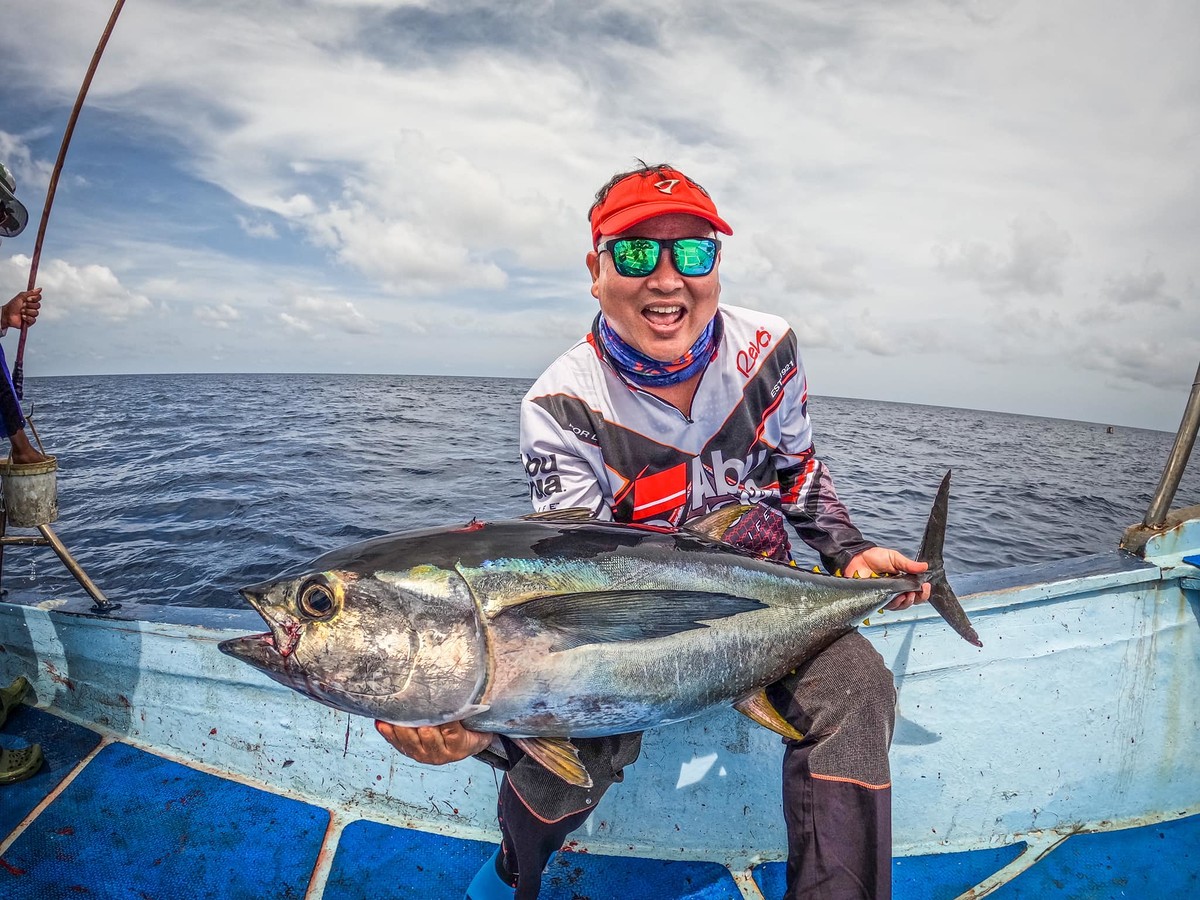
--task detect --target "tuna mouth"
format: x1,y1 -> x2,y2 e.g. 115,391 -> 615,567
218,633 -> 283,668
273,619 -> 304,657
246,626 -> 301,657
642,304 -> 685,327
217,623 -> 301,665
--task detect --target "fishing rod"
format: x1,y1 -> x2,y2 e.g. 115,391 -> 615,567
12,0 -> 128,400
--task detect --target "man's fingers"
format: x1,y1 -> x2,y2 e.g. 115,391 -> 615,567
374,721 -> 492,764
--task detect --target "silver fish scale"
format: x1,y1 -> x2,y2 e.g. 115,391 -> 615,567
461,555 -> 904,737
459,551 -> 905,619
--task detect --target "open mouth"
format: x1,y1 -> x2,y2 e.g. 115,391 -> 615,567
273,620 -> 304,657
642,304 -> 685,328
234,619 -> 303,658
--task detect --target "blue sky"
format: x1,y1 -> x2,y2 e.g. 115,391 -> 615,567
1,0 -> 1197,430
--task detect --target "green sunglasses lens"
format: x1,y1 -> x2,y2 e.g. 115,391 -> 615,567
672,239 -> 717,276
612,238 -> 661,276
608,238 -> 719,277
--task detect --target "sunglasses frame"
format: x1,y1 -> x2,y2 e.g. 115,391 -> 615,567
600,237 -> 722,278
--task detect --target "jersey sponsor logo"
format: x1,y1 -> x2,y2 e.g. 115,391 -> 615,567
769,358 -> 796,400
632,462 -> 687,521
628,448 -> 774,523
691,448 -> 774,512
524,453 -> 564,502
736,328 -> 773,378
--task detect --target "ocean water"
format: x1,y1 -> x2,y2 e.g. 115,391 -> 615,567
4,372 -> 1196,609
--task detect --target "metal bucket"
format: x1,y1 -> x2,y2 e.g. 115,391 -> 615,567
0,456 -> 59,527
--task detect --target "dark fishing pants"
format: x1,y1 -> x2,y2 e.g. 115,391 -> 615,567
767,631 -> 897,899
488,732 -> 643,899
0,345 -> 24,438
490,631 -> 897,900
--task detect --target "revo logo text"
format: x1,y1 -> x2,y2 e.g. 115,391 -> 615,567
736,328 -> 772,377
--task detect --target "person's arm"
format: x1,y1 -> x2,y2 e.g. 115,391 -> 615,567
519,396 -> 612,517
774,350 -> 929,606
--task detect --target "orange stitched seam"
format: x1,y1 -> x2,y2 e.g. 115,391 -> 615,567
811,772 -> 891,791
506,778 -> 594,825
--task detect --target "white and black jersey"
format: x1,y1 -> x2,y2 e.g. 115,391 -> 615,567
520,303 -> 875,572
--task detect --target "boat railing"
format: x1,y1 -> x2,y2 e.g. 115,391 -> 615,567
1143,360 -> 1200,528
1122,359 -> 1200,557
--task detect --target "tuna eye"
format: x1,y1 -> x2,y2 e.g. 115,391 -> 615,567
298,582 -> 336,619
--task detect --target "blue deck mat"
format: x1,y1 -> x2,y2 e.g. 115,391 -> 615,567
754,811 -> 1200,898
0,704 -> 103,838
753,842 -> 1024,900
0,739 -> 330,899
989,812 -> 1200,898
326,818 -> 744,899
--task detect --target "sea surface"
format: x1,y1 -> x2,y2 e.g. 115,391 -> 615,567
5,373 -> 1197,610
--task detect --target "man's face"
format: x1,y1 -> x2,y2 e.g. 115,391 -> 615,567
587,213 -> 721,362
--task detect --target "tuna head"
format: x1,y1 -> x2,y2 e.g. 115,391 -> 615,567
218,564 -> 490,726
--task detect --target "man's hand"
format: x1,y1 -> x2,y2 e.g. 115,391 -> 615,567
375,720 -> 495,764
3,288 -> 41,331
844,547 -> 931,610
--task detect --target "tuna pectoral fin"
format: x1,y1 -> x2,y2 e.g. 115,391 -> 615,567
512,736 -> 593,789
734,689 -> 804,741
509,591 -> 766,652
919,471 -> 983,648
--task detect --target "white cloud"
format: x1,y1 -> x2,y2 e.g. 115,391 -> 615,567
934,212 -> 1074,298
279,312 -> 314,334
282,293 -> 374,335
235,215 -> 279,240
194,303 -> 241,329
0,0 -> 1197,427
0,254 -> 152,321
1102,258 -> 1179,309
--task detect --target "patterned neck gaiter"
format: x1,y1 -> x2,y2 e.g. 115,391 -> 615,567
595,313 -> 720,387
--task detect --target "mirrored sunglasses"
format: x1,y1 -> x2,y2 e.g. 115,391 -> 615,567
601,237 -> 721,278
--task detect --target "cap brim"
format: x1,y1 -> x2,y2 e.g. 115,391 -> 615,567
595,200 -> 733,244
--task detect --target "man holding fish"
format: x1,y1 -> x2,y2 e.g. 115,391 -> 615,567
377,163 -> 934,900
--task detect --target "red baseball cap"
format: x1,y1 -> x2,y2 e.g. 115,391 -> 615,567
589,167 -> 733,247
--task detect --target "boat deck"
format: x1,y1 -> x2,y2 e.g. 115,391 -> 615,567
3,701 -> 1197,899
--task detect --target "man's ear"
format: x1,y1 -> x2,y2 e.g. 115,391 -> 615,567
586,250 -> 602,300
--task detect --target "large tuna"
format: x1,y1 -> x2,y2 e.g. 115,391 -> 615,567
220,472 -> 979,786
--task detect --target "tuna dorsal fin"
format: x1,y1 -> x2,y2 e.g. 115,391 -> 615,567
733,689 -> 804,741
681,504 -> 759,542
512,736 -> 593,788
508,590 -> 766,652
519,507 -> 596,522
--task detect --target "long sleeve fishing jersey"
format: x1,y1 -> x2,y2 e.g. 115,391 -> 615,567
519,303 -> 875,572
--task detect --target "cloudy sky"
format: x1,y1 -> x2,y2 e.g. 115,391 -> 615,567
1,0 -> 1196,430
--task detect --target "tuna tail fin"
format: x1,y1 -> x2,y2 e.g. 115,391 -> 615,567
918,471 -> 982,648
